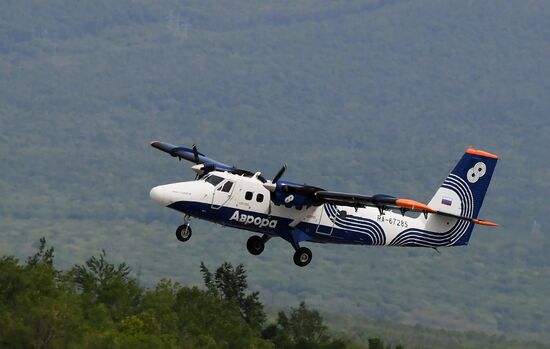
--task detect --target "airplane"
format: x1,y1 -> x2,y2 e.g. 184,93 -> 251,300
149,141 -> 499,267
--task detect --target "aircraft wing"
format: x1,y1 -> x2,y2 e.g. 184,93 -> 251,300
315,190 -> 437,212
308,188 -> 498,227
150,141 -> 234,170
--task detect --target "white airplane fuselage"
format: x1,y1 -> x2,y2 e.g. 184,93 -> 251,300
150,171 -> 460,247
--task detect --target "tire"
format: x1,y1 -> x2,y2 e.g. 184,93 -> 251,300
176,224 -> 192,242
246,236 -> 265,255
293,247 -> 312,267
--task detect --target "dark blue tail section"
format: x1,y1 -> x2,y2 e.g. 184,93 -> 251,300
449,148 -> 498,219
427,148 -> 498,246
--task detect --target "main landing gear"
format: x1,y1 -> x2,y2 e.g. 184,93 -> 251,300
246,235 -> 265,255
246,234 -> 313,267
293,247 -> 312,267
175,215 -> 192,242
247,235 -> 271,256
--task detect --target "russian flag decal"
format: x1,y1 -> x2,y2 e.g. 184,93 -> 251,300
441,197 -> 453,206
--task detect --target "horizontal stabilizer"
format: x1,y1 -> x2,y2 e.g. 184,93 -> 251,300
472,219 -> 499,227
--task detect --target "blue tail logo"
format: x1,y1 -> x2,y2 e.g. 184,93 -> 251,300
422,148 -> 498,246
447,148 -> 498,219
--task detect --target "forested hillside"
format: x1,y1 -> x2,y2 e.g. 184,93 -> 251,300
1,0 -> 549,345
1,240 -> 544,349
0,239 -> 359,348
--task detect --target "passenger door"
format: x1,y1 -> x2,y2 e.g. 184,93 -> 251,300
211,180 -> 234,209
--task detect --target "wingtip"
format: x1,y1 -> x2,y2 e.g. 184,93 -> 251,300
150,140 -> 158,146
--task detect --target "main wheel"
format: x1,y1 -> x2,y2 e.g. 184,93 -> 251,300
175,224 -> 192,242
293,247 -> 312,267
246,236 -> 265,255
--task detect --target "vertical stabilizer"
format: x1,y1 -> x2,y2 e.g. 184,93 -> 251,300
427,148 -> 498,245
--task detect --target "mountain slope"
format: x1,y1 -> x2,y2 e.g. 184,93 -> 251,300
1,0 -> 549,343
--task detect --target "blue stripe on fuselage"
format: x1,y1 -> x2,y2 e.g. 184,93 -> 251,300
166,201 -> 378,245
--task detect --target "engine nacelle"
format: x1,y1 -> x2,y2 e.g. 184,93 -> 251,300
269,181 -> 320,207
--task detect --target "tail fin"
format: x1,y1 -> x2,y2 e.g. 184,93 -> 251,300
427,148 -> 498,245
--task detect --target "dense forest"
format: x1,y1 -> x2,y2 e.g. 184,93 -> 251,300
1,239 -> 543,349
0,238 -> 393,349
0,0 -> 549,347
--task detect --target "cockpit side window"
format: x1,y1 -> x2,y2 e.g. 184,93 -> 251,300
205,175 -> 224,187
221,181 -> 234,193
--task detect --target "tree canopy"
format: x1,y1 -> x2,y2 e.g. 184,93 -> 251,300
1,238 -> 545,349
0,239 -> 368,349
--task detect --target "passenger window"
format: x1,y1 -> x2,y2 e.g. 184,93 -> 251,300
256,193 -> 264,202
221,181 -> 233,193
245,191 -> 253,200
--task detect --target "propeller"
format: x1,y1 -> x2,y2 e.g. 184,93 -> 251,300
192,144 -> 200,164
191,144 -> 207,179
272,164 -> 287,183
263,164 -> 287,192
262,164 -> 287,214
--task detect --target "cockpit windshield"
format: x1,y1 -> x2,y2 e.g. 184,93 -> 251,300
204,174 -> 224,187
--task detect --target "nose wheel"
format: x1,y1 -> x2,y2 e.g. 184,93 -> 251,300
175,223 -> 192,242
293,247 -> 312,267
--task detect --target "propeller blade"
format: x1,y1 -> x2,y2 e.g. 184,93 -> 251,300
272,164 -> 287,183
192,144 -> 200,164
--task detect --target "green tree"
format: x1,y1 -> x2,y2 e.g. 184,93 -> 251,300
0,240 -> 83,349
368,338 -> 384,349
264,302 -> 346,349
70,250 -> 142,322
26,237 -> 54,268
365,338 -> 404,349
200,261 -> 266,331
173,286 -> 272,349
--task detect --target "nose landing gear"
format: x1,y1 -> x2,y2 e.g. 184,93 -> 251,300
175,224 -> 192,242
176,215 -> 192,242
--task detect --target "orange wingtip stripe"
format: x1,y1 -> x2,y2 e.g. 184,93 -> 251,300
466,147 -> 499,159
150,141 -> 159,145
395,199 -> 436,213
472,219 -> 499,227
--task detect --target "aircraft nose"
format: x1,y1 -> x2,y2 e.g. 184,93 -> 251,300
150,185 -> 172,206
